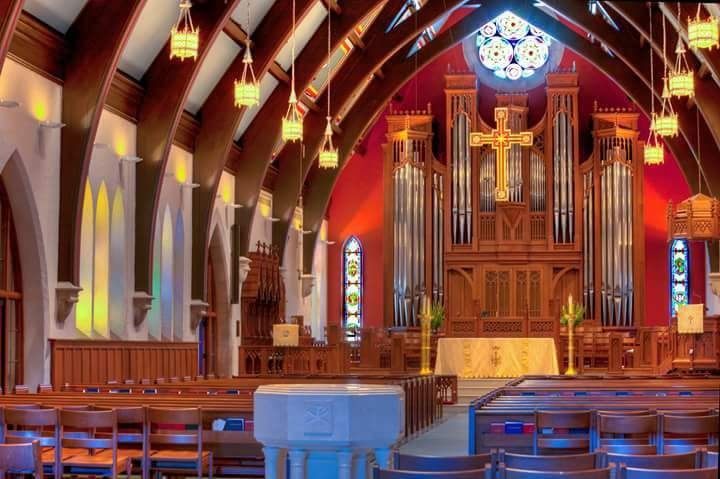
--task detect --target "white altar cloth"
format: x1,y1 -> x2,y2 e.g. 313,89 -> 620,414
434,337 -> 559,378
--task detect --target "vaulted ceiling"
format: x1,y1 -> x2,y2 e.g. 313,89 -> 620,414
0,0 -> 718,300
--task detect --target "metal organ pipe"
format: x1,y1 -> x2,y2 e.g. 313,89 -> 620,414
553,94 -> 575,244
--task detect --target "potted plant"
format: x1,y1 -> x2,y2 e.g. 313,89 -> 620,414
430,302 -> 445,334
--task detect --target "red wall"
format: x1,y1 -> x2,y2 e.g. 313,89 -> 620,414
326,44 -> 704,329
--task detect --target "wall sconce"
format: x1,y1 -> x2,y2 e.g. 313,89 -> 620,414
0,99 -> 20,109
265,216 -> 281,223
301,230 -> 313,235
93,142 -> 110,150
120,155 -> 143,163
180,182 -> 200,189
39,120 -> 65,129
323,240 -> 336,245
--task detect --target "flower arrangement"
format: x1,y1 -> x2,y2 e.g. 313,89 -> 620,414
430,302 -> 445,332
560,303 -> 586,328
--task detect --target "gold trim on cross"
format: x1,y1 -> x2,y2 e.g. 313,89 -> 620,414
470,108 -> 533,202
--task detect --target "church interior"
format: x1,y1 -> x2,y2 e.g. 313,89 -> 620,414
0,0 -> 718,478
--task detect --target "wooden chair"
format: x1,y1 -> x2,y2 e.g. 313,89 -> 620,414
602,450 -> 700,470
393,452 -> 493,472
703,450 -> 718,467
58,408 -> 130,478
596,414 -> 658,453
3,407 -> 61,479
497,466 -> 612,478
147,407 -> 212,479
500,452 -> 599,471
661,414 -> 719,453
619,466 -> 719,478
374,468 -> 491,478
534,410 -> 592,454
0,441 -> 43,478
36,385 -> 53,394
98,406 -> 146,479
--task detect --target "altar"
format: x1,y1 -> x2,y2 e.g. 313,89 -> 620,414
434,338 -> 559,378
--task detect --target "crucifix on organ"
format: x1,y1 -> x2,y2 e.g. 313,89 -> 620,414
383,68 -> 646,339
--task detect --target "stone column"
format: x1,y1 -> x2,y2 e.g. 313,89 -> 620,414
231,256 -> 251,376
263,446 -> 281,479
288,449 -> 307,479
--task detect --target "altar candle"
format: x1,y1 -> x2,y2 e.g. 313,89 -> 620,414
568,294 -> 574,315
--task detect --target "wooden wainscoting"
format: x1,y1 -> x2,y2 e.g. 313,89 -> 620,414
50,339 -> 198,386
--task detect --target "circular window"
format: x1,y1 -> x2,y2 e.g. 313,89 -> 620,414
463,11 -> 563,91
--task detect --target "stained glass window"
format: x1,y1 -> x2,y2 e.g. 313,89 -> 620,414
670,239 -> 690,317
343,236 -> 363,334
476,11 -> 551,80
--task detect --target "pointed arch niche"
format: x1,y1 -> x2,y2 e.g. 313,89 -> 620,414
173,211 -> 185,340
160,207 -> 174,340
93,182 -> 110,337
77,182 -> 94,336
109,189 -> 126,337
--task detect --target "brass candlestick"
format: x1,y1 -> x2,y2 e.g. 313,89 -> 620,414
565,294 -> 577,376
420,296 -> 432,375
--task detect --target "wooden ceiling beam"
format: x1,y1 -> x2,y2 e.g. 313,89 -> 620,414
268,61 -> 291,84
224,17 -> 249,45
323,0 -> 342,15
348,30 -> 365,49
56,0 -> 147,288
271,0 -> 465,260
544,0 -> 720,193
0,0 -> 24,75
224,0 -> 382,268
188,0 -> 318,302
299,0 -> 708,274
131,0 -> 241,295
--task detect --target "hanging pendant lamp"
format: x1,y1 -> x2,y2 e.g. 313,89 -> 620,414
234,1 -> 260,108
319,7 -> 338,169
170,1 -> 199,61
668,3 -> 694,98
282,0 -> 303,142
645,4 -> 664,166
688,3 -> 719,50
654,14 -> 678,138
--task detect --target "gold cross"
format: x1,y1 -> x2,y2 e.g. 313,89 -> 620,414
470,107 -> 533,202
490,345 -> 502,368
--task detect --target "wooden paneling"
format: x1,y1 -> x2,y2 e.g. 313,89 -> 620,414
0,0 -> 24,75
7,11 -> 66,83
49,339 -> 198,386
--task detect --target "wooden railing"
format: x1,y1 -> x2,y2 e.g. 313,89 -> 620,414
238,345 -> 346,375
49,339 -> 198,386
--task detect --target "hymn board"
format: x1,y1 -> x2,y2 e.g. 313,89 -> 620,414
384,70 -> 646,337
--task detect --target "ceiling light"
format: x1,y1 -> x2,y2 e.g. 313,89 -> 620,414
688,5 -> 719,50
170,1 -> 199,61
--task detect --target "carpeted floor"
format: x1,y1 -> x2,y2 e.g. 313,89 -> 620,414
399,412 -> 469,456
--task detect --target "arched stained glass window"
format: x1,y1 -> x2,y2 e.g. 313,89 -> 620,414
670,239 -> 690,317
343,236 -> 363,332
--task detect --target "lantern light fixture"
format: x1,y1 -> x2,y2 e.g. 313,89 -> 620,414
318,2 -> 338,169
654,13 -> 679,138
233,1 -> 260,108
688,4 -> 719,50
170,1 -> 199,61
668,3 -> 694,98
282,0 -> 303,142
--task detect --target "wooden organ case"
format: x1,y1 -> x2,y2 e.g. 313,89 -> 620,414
442,70 -> 587,338
383,104 -> 446,328
240,242 -> 286,345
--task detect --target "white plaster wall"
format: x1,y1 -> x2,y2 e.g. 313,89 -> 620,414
282,207 -> 303,322
249,189 -> 273,247
0,59 -> 62,385
311,219 -> 329,341
706,251 -> 720,316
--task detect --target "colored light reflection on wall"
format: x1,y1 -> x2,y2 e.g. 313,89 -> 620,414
221,183 -> 232,203
109,190 -> 126,337
32,100 -> 47,122
161,208 -> 174,340
114,136 -> 128,157
93,182 -> 110,337
175,160 -> 188,184
77,182 -> 94,336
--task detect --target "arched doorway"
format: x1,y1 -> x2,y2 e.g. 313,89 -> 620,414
0,179 -> 22,391
199,252 -> 218,376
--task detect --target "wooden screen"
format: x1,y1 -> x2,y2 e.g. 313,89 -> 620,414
50,339 -> 198,386
0,179 -> 22,392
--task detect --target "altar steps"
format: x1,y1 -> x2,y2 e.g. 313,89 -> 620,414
444,378 -> 511,415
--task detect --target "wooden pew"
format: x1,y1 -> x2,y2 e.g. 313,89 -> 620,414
469,376 -> 720,455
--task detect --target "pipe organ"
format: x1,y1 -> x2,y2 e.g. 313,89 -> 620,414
582,105 -> 645,327
383,104 -> 444,327
382,70 -> 646,335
